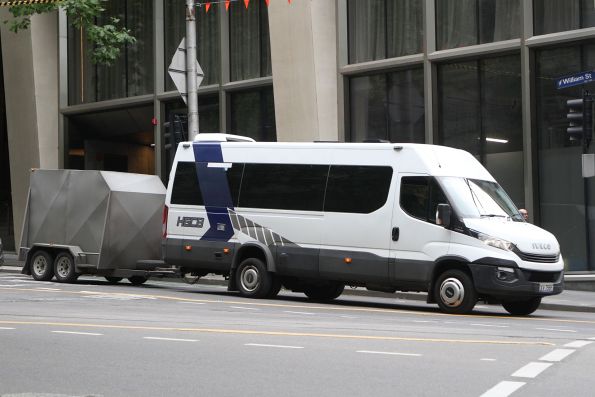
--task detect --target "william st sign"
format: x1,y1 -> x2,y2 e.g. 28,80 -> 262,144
557,71 -> 595,90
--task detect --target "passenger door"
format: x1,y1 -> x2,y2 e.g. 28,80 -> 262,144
389,174 -> 451,289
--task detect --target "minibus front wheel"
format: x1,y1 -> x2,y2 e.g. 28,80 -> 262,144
434,269 -> 477,314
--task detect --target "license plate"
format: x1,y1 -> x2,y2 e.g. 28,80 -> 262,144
539,283 -> 554,293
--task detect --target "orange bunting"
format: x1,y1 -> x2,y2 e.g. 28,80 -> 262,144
244,0 -> 249,8
225,0 -> 230,10
205,2 -> 211,12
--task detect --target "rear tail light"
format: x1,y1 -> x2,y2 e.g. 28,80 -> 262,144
162,205 -> 168,238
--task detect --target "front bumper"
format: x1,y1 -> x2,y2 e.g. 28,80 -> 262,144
469,263 -> 564,299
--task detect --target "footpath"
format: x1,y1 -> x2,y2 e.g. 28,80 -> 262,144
2,252 -> 595,313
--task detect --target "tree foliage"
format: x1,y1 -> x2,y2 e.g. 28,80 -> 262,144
5,0 -> 135,66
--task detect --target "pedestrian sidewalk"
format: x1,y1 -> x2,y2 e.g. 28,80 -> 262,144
2,253 -> 595,313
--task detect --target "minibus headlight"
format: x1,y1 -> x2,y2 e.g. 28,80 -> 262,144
476,232 -> 515,251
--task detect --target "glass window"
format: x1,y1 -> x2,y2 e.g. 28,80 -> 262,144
350,68 -> 425,143
348,0 -> 423,64
226,163 -> 244,207
325,166 -> 393,213
437,55 -> 523,208
164,0 -> 220,90
67,0 -> 154,104
239,164 -> 328,211
230,87 -> 276,141
229,0 -> 271,81
171,162 -> 204,205
436,0 -> 520,50
535,43 -> 595,272
400,177 -> 448,223
534,0 -> 595,35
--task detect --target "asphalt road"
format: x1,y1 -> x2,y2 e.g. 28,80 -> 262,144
0,271 -> 594,397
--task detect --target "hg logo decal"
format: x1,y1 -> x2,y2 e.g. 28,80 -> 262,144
177,217 -> 204,228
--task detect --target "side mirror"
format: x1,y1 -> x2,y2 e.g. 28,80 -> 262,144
436,203 -> 452,228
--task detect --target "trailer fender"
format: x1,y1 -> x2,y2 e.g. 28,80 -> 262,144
22,244 -> 88,275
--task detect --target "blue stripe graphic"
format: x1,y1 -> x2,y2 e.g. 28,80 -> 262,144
193,142 -> 234,241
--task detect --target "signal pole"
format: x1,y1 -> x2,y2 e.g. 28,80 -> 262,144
186,0 -> 199,140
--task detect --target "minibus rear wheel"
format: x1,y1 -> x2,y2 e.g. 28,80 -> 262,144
434,269 -> 477,314
304,282 -> 345,302
502,297 -> 541,316
236,258 -> 273,298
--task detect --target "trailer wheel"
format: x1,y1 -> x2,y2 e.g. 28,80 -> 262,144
434,269 -> 477,314
30,250 -> 54,281
128,276 -> 148,286
53,252 -> 78,283
502,297 -> 542,316
304,282 -> 345,302
105,277 -> 123,284
236,258 -> 273,298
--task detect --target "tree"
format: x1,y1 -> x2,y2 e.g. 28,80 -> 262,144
5,0 -> 135,66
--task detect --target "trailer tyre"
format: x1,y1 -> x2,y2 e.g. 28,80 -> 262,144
30,250 -> 54,281
105,277 -> 123,284
434,269 -> 477,314
304,282 -> 345,301
236,258 -> 273,298
53,252 -> 78,283
128,276 -> 148,286
502,297 -> 542,316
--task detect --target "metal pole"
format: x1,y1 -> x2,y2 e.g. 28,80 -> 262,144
185,0 -> 199,140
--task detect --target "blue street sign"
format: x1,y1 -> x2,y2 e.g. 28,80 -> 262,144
556,71 -> 595,90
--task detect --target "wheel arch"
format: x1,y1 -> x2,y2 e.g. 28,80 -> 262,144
228,242 -> 276,291
427,256 -> 473,303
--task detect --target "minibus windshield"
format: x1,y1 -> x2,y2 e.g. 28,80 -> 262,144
438,177 -> 524,222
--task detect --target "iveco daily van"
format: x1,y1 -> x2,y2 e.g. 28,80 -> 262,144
162,134 -> 564,315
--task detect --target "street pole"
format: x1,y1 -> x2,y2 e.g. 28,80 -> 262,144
185,0 -> 199,140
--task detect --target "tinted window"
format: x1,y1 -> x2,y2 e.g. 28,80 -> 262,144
226,163 -> 244,207
239,164 -> 328,211
325,166 -> 393,213
400,176 -> 448,223
171,162 -> 203,205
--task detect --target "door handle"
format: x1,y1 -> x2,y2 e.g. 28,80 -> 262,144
392,227 -> 399,241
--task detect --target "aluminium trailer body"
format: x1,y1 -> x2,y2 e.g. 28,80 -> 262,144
19,169 -> 170,284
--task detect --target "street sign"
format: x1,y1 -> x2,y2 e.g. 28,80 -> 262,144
556,71 -> 595,90
168,38 -> 204,105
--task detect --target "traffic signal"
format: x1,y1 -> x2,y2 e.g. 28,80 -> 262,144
567,93 -> 594,146
163,114 -> 187,167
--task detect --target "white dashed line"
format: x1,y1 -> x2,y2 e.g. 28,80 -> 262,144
564,340 -> 593,348
535,327 -> 576,333
179,301 -> 206,305
0,327 -> 15,330
481,358 -> 497,361
412,320 -> 438,323
511,362 -> 552,378
230,306 -> 260,311
589,337 -> 595,340
52,331 -> 103,336
471,323 -> 509,328
35,287 -> 62,291
143,337 -> 198,342
357,350 -> 421,357
245,343 -> 303,349
480,381 -> 525,397
283,311 -> 315,315
539,349 -> 575,362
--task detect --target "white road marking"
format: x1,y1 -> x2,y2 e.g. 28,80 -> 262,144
480,381 -> 525,397
564,340 -> 593,348
0,327 -> 16,330
230,306 -> 260,311
539,349 -> 575,362
357,350 -> 421,357
143,337 -> 198,342
590,337 -> 595,340
283,311 -> 315,315
51,331 -> 103,336
340,315 -> 358,319
35,287 -> 62,291
471,323 -> 509,328
245,343 -> 303,349
0,284 -> 29,287
481,358 -> 497,361
511,362 -> 552,378
179,302 -> 206,305
412,320 -> 438,323
535,328 -> 576,333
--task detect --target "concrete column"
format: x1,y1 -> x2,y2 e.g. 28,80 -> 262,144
267,1 -> 338,142
1,10 -> 59,246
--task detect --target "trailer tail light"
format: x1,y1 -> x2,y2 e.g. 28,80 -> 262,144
162,205 -> 168,238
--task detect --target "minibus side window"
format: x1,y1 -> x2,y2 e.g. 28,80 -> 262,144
324,166 -> 393,214
239,164 -> 328,211
171,162 -> 204,205
400,176 -> 448,223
